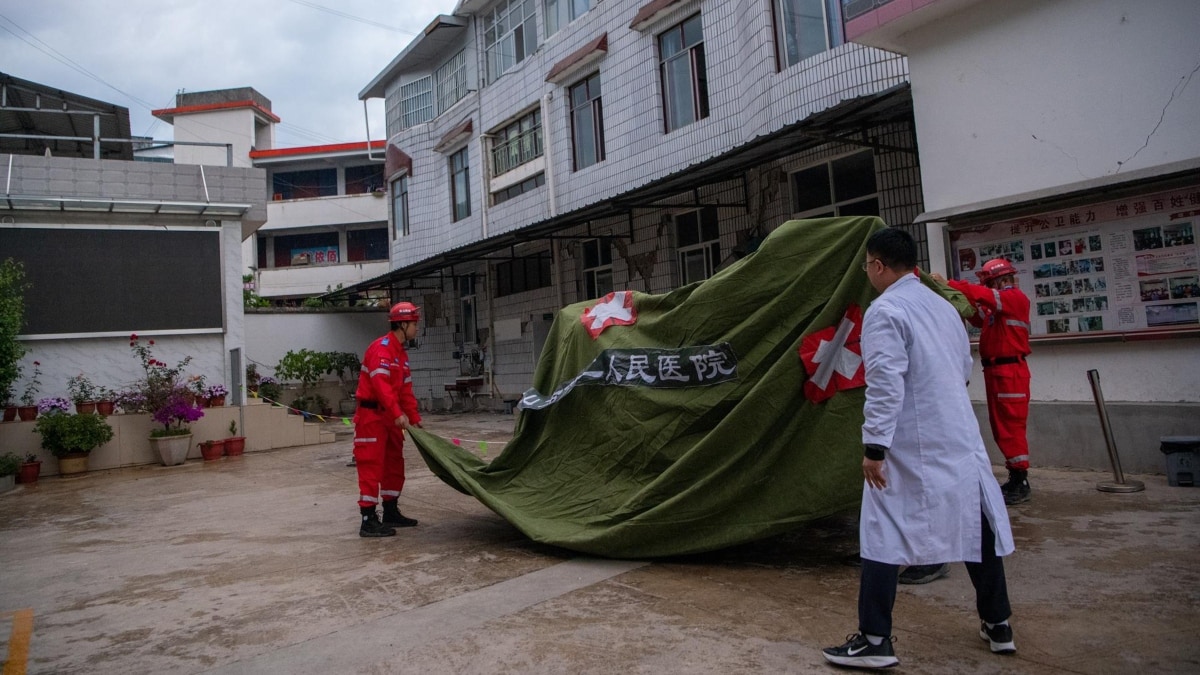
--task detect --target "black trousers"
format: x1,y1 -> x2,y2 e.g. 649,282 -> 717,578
859,513 -> 1012,637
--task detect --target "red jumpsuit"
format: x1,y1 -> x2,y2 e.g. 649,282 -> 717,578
947,279 -> 1032,471
353,333 -> 422,509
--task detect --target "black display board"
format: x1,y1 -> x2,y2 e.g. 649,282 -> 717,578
1,226 -> 224,335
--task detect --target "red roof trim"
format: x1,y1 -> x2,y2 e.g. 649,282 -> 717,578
249,140 -> 386,159
546,33 -> 608,83
629,0 -> 686,30
436,118 -> 474,152
152,100 -> 282,123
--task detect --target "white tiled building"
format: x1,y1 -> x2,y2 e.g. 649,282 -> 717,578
344,0 -> 921,409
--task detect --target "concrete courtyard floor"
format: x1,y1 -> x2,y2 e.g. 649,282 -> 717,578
2,411 -> 1198,674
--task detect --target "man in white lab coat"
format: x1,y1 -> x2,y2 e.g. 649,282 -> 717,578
823,228 -> 1017,669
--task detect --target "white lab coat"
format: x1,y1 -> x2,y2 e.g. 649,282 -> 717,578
859,274 -> 1014,565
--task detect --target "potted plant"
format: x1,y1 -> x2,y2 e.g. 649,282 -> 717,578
0,258 -> 28,424
0,451 -> 19,493
17,452 -> 41,485
198,437 -> 226,461
257,376 -> 282,403
95,387 -> 116,416
128,334 -> 204,466
67,373 -> 99,414
203,383 -> 228,408
225,420 -> 246,456
33,410 -> 114,475
245,363 -> 261,395
187,374 -> 207,406
16,360 -> 41,421
325,351 -> 362,415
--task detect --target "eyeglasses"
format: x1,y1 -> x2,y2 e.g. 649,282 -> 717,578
861,258 -> 880,271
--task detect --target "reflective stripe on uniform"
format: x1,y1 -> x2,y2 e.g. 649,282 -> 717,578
1007,454 -> 1029,464
370,367 -> 390,377
354,437 -> 378,443
360,494 -> 380,503
380,489 -> 400,498
991,288 -> 1002,311
997,393 -> 1027,399
1006,319 -> 1031,330
404,376 -> 412,383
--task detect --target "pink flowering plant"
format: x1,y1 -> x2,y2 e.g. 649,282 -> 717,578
127,334 -> 204,437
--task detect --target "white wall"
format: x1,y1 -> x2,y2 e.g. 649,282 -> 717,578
260,193 -> 388,231
243,311 -> 385,381
906,0 -> 1200,211
173,108 -> 257,168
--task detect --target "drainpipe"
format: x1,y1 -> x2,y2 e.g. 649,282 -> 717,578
362,100 -> 384,162
478,133 -> 492,239
541,92 -> 558,218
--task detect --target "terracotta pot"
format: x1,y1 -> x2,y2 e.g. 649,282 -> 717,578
17,405 -> 37,421
225,436 -> 246,456
75,401 -> 98,414
17,460 -> 41,484
57,452 -> 89,475
96,400 -> 115,416
208,395 -> 226,408
3,406 -> 15,422
199,439 -> 226,461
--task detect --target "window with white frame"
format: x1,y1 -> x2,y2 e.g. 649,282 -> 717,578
544,0 -> 591,37
658,14 -> 709,133
436,50 -> 468,114
484,0 -> 539,84
774,0 -> 844,69
392,175 -> 409,238
490,109 -> 543,176
401,77 -> 434,128
790,150 -> 878,218
450,147 -> 472,221
676,207 -> 720,285
581,238 -> 613,299
569,72 -> 605,170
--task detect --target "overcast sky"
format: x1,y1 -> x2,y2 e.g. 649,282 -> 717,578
1,0 -> 460,147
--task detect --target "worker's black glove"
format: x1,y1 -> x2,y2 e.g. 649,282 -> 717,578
863,443 -> 887,461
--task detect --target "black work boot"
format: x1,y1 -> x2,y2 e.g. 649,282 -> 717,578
382,500 -> 418,528
359,507 -> 396,537
1001,469 -> 1031,505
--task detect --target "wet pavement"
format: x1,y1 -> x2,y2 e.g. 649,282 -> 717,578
1,411 -> 1198,674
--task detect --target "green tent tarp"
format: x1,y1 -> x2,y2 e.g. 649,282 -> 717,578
410,217 -> 970,558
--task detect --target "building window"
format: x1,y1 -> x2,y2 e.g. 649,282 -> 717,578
495,253 -> 553,297
790,150 -> 878,218
345,164 -> 384,195
392,175 -> 409,237
459,275 -> 477,344
272,232 -> 340,268
450,146 -> 472,221
774,0 -> 844,69
493,173 -> 545,205
490,109 -> 543,176
436,50 -> 468,114
544,0 -> 591,37
347,228 -> 389,262
401,77 -> 434,128
676,207 -> 719,284
658,14 -> 709,133
581,238 -> 613,299
272,168 -> 336,200
569,72 -> 605,170
484,0 -> 538,84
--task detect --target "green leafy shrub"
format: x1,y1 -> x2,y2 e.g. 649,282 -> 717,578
33,412 -> 115,457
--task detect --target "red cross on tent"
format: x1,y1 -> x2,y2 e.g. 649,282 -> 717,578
798,304 -> 866,403
581,291 -> 637,339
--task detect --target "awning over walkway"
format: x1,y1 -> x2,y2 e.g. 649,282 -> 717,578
324,84 -> 913,302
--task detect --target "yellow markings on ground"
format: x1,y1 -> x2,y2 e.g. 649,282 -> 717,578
1,609 -> 33,675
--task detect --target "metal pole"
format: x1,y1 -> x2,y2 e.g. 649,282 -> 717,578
1087,369 -> 1145,493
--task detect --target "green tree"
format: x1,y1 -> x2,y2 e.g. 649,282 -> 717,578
0,258 -> 29,406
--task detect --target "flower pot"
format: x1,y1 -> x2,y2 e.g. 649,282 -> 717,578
75,401 -> 98,414
3,406 -> 15,422
150,434 -> 192,466
17,460 -> 41,484
207,395 -> 226,408
17,405 -> 37,421
199,439 -> 226,461
225,436 -> 246,456
57,452 -> 90,475
96,400 -> 115,416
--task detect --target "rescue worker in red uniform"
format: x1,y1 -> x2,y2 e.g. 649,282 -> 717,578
935,258 -> 1033,505
353,302 -> 423,537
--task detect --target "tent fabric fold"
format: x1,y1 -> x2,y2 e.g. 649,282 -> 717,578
410,217 -> 973,558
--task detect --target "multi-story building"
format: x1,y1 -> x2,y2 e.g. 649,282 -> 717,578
846,0 -> 1199,470
340,0 -> 921,409
150,90 -> 392,305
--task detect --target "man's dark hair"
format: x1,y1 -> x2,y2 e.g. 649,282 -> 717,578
866,227 -> 918,271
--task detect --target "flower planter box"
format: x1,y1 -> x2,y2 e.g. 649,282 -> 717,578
17,460 -> 41,484
17,406 -> 37,422
199,439 -> 226,461
150,434 -> 192,466
225,436 -> 246,456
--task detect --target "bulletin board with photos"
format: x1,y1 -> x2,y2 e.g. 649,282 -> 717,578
947,184 -> 1200,338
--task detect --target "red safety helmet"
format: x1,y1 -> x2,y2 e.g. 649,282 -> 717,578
977,258 -> 1017,285
388,301 -> 421,322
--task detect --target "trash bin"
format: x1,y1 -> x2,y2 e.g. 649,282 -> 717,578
1160,436 -> 1200,487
